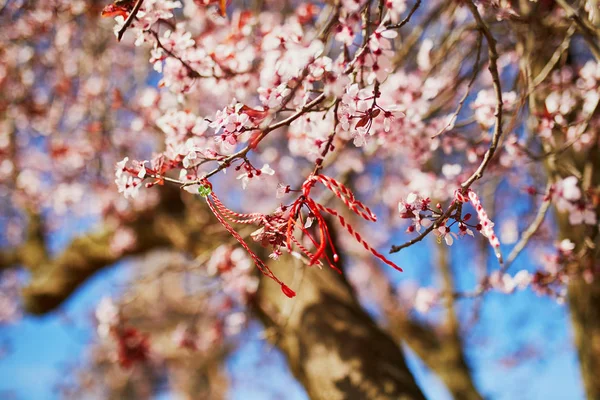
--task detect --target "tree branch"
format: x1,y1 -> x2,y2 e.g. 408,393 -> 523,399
254,258 -> 426,400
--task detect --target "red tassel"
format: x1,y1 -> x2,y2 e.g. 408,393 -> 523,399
281,284 -> 296,298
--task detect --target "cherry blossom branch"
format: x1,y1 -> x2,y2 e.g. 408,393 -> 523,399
117,0 -> 144,42
390,206 -> 455,253
442,183 -> 553,301
183,93 -> 327,184
312,100 -> 340,176
150,25 -> 254,81
146,172 -> 188,186
344,2 -> 395,75
460,0 -> 504,188
149,30 -> 210,79
385,0 -> 421,30
391,1 -> 505,254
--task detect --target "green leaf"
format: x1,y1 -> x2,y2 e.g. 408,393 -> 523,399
198,185 -> 212,197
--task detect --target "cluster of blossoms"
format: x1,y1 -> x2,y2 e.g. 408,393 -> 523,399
94,244 -> 255,366
553,176 -> 597,226
103,0 -> 183,39
114,157 -> 147,199
471,89 -> 517,129
487,269 -> 531,294
531,239 -> 590,302
338,83 -> 401,146
156,109 -> 212,162
397,189 -> 499,257
96,297 -> 151,368
358,27 -> 398,84
98,0 -> 600,313
206,245 -> 259,300
288,111 -> 336,161
210,103 -> 266,152
410,269 -> 534,314
410,266 -> 556,315
537,61 -> 600,152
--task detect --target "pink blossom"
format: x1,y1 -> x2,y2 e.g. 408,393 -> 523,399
110,226 -> 137,255
414,287 -> 438,313
472,89 -> 517,128
556,176 -> 582,202
115,157 -> 145,199
559,239 -> 576,254
236,163 -> 275,190
569,205 -> 597,225
435,225 -> 458,246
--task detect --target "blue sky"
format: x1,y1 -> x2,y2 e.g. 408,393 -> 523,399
0,159 -> 585,399
0,230 -> 585,399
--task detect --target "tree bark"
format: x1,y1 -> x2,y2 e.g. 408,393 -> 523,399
254,259 -> 426,400
568,277 -> 600,398
513,8 -> 600,398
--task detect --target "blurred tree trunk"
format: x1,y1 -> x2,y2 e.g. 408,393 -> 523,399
568,269 -> 600,399
562,142 -> 600,399
514,6 -> 600,397
5,190 -> 430,399
254,259 -> 426,400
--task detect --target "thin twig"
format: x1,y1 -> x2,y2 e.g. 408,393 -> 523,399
555,0 -> 600,60
117,0 -> 144,42
432,31 -> 483,138
460,1 -> 504,189
501,183 -> 553,273
532,24 -> 576,87
385,0 -> 421,30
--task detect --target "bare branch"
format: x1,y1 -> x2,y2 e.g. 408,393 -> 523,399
385,0 -> 422,30
555,0 -> 600,60
502,183 -> 553,272
117,0 -> 145,42
432,31 -> 483,138
461,0 -> 504,189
